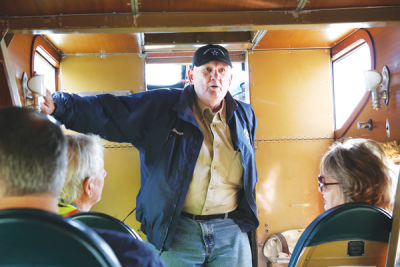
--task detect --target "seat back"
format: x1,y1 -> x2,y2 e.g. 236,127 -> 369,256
69,211 -> 142,240
288,202 -> 392,267
0,208 -> 121,267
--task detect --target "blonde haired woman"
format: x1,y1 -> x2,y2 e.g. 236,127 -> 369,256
319,138 -> 395,213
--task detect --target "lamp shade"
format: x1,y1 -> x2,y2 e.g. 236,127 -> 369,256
27,75 -> 46,96
363,70 -> 382,91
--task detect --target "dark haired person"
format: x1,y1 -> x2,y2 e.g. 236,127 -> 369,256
41,44 -> 258,266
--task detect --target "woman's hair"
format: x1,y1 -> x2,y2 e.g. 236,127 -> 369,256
59,134 -> 104,203
320,138 -> 395,211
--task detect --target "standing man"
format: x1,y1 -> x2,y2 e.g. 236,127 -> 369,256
42,44 -> 259,266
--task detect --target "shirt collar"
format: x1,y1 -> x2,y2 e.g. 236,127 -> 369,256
195,95 -> 227,126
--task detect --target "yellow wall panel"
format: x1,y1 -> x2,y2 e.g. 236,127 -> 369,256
255,140 -> 331,266
60,54 -> 144,93
60,54 -> 145,238
91,147 -> 144,239
250,49 -> 334,267
250,49 -> 333,139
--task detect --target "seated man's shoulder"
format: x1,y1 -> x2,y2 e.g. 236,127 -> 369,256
93,228 -> 166,267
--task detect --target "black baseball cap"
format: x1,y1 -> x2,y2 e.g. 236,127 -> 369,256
192,44 -> 232,68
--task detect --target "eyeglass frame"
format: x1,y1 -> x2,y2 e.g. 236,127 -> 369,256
318,174 -> 341,193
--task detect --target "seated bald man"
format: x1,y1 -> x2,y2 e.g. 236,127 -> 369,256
0,107 -> 166,267
58,134 -> 106,216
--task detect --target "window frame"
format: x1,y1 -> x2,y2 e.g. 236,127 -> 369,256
31,35 -> 61,92
332,29 -> 375,139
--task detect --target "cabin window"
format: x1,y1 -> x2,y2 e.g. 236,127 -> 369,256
31,35 -> 61,93
145,62 -> 248,102
331,29 -> 375,131
34,51 -> 56,93
333,43 -> 371,129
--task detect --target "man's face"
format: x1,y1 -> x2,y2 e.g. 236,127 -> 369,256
188,61 -> 233,112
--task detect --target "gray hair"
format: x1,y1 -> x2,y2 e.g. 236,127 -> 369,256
0,107 -> 67,197
59,134 -> 105,203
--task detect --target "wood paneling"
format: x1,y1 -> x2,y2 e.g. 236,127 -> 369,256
60,54 -> 144,94
250,49 -> 333,267
342,26 -> 400,142
146,50 -> 244,58
250,49 -> 333,139
256,28 -> 358,50
6,34 -> 35,106
0,0 -> 131,16
305,0 -> 400,10
61,53 -> 145,236
140,0 -> 298,12
45,34 -> 140,54
0,63 -> 13,108
145,32 -> 252,45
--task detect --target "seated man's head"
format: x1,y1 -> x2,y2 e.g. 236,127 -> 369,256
319,138 -> 394,211
0,107 -> 67,212
60,134 -> 106,212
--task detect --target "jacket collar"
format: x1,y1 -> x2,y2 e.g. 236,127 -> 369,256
173,84 -> 238,123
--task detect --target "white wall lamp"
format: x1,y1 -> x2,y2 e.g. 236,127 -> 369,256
22,72 -> 46,112
363,66 -> 390,111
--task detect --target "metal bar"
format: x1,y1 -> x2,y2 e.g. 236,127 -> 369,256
256,136 -> 334,141
144,43 -> 251,52
0,39 -> 22,107
0,26 -> 7,43
4,34 -> 14,47
2,7 -> 400,34
144,32 -> 252,45
136,33 -> 143,54
296,0 -> 309,12
130,0 -> 136,14
251,30 -> 267,51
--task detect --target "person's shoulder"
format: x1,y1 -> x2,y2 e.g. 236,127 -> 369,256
93,228 -> 166,267
235,99 -> 255,116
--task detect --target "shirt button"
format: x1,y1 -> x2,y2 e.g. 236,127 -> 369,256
210,186 -> 213,189
213,166 -> 217,170
205,209 -> 209,212
216,144 -> 220,148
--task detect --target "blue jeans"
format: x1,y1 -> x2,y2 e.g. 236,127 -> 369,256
148,215 -> 252,267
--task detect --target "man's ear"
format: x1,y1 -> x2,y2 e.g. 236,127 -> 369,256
188,68 -> 194,84
229,73 -> 233,86
83,177 -> 93,198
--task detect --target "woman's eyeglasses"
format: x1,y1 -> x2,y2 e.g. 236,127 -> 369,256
318,174 -> 340,193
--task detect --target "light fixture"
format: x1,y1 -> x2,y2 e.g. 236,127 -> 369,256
363,66 -> 390,110
357,119 -> 373,131
22,72 -> 46,112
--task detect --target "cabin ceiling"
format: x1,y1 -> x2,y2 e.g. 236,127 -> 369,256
1,0 -> 400,55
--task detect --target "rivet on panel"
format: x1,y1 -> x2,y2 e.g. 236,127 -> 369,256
258,211 -> 261,214
265,223 -> 269,227
265,229 -> 269,233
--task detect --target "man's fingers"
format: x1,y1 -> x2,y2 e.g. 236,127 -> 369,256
40,89 -> 55,114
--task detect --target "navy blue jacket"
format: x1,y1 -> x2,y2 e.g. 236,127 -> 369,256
52,85 -> 259,251
94,228 -> 166,267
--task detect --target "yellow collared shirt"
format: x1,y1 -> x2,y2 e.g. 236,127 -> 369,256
181,96 -> 244,215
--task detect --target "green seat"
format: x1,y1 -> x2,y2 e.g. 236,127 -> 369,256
289,202 -> 392,267
0,208 -> 121,267
69,211 -> 142,241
